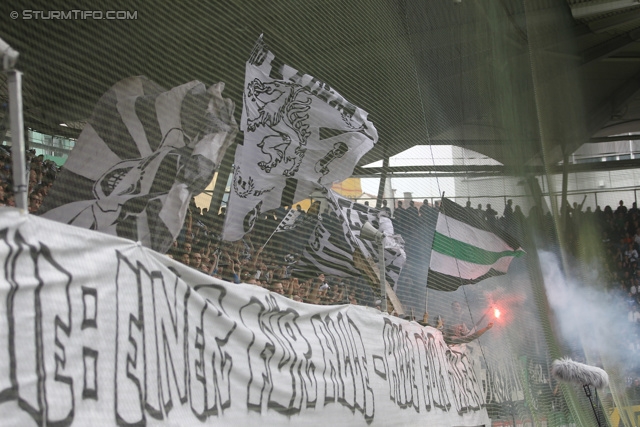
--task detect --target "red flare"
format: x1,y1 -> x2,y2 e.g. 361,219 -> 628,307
494,307 -> 501,319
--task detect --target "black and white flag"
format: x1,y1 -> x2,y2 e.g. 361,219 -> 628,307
274,209 -> 303,233
222,35 -> 378,241
40,76 -> 238,253
297,190 -> 406,290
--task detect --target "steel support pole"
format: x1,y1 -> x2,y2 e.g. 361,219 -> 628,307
7,69 -> 27,211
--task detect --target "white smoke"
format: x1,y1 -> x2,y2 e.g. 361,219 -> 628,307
540,250 -> 631,367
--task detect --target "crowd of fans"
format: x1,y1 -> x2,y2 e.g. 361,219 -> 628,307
0,147 -> 59,213
0,146 -> 636,282
7,145 -> 640,385
0,146 -> 634,295
165,201 -> 369,306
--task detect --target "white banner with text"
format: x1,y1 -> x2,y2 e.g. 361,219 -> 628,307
0,208 -> 489,426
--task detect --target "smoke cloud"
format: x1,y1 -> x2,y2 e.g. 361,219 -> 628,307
540,250 -> 632,371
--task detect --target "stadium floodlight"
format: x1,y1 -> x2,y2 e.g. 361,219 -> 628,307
0,36 -> 27,211
361,221 -> 386,312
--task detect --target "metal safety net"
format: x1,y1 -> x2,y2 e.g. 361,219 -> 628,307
1,1 -> 639,426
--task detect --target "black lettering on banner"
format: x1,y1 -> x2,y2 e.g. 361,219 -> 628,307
329,314 -> 356,408
115,255 -> 191,424
80,284 -> 100,402
343,315 -> 375,419
38,243 -> 75,425
0,226 -> 488,426
139,262 -> 162,419
82,347 -> 99,400
240,297 -> 274,413
190,317 -> 207,418
446,347 -> 483,415
150,269 -> 189,413
375,321 -> 457,414
310,315 -> 338,403
310,312 -> 374,423
15,237 -> 45,421
251,47 -> 268,67
0,228 -> 14,403
0,229 -> 75,426
262,296 -> 317,414
188,284 -> 236,419
81,287 -> 98,330
413,330 -> 451,412
379,319 -> 417,410
240,296 -> 317,416
114,253 -> 146,426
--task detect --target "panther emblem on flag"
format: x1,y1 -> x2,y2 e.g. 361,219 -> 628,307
245,79 -> 312,177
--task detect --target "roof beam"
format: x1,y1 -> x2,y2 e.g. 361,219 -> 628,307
589,133 -> 640,143
587,69 -> 640,136
353,158 -> 640,177
581,28 -> 640,64
570,0 -> 640,20
587,8 -> 640,33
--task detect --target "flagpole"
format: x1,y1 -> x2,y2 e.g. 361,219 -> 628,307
260,210 -> 293,251
260,227 -> 278,251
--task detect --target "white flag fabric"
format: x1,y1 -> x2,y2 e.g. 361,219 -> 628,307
297,190 -> 406,290
0,208 -> 490,426
40,76 -> 238,253
222,36 -> 378,241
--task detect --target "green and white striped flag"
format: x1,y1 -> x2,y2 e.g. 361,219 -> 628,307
427,198 -> 525,291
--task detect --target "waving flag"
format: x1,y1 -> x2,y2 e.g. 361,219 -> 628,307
222,35 -> 378,241
427,198 -> 525,291
297,190 -> 406,290
40,76 -> 238,253
273,209 -> 303,233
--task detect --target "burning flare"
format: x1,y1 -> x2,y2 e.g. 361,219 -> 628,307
493,307 -> 501,319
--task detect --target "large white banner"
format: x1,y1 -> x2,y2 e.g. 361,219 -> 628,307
0,208 -> 489,426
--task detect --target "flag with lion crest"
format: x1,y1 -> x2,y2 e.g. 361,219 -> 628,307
222,35 -> 378,241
